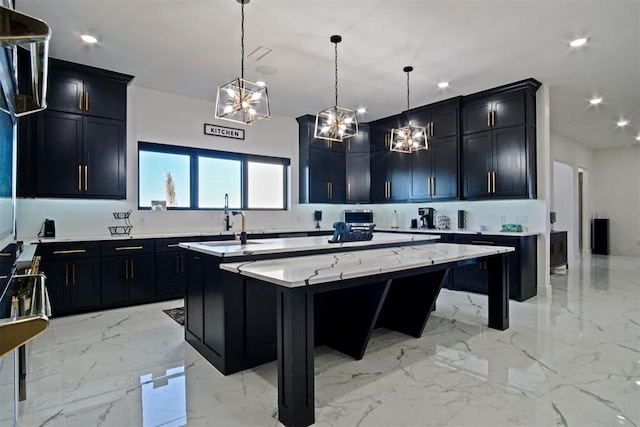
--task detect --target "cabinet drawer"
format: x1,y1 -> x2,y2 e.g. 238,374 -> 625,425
155,236 -> 208,253
102,239 -> 154,255
37,241 -> 101,259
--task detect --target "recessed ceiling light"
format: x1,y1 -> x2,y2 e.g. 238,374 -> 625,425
589,97 -> 602,105
617,120 -> 629,127
636,136 -> 640,141
80,34 -> 98,44
357,108 -> 366,114
569,37 -> 588,47
437,81 -> 450,89
255,81 -> 266,87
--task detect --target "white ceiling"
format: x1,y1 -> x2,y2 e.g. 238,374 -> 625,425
16,0 -> 640,150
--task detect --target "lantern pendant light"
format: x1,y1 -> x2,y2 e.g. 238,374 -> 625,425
314,35 -> 358,142
214,0 -> 270,125
390,66 -> 427,153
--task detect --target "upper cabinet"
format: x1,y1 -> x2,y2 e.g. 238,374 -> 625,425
461,79 -> 540,200
345,124 -> 370,203
17,55 -> 133,199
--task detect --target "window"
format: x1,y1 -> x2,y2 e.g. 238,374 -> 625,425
247,161 -> 284,209
139,150 -> 191,208
198,157 -> 241,209
138,142 -> 289,210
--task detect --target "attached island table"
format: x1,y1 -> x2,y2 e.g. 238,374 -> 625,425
181,234 -> 514,427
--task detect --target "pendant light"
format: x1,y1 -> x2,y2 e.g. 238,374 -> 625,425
390,66 -> 427,153
214,0 -> 270,125
314,35 -> 358,142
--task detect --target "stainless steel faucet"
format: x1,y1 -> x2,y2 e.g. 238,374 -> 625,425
224,193 -> 232,231
231,211 -> 247,244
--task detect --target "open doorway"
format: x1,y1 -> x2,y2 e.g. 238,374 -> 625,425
552,161 -> 575,261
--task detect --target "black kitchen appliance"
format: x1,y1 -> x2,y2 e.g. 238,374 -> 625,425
40,219 -> 55,238
344,210 -> 374,226
418,207 -> 435,229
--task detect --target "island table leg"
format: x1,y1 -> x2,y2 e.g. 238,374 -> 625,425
276,287 -> 315,427
487,253 -> 509,330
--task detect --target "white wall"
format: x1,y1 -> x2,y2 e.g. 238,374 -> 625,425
591,146 -> 640,256
552,161 -> 574,259
550,131 -> 594,260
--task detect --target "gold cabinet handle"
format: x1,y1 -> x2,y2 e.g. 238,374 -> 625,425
388,181 -> 392,199
65,264 -> 69,286
347,139 -> 351,151
115,246 -> 144,251
130,259 -> 135,279
125,259 -> 129,279
492,171 -> 496,193
330,182 -> 333,199
72,263 -> 76,285
384,133 -> 390,148
84,165 -> 88,191
431,176 -> 435,196
492,110 -> 495,126
487,172 -> 491,193
85,91 -> 89,111
167,243 -> 180,248
78,165 -> 82,191
78,91 -> 82,110
53,249 -> 87,255
430,122 -> 435,137
487,111 -> 491,127
347,183 -> 351,200
472,240 -> 495,245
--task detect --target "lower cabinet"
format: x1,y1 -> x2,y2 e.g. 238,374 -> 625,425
550,231 -> 568,269
155,251 -> 186,299
450,234 -> 537,302
37,241 -> 102,316
100,239 -> 155,307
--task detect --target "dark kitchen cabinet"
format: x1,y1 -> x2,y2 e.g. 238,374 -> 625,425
461,79 -> 539,200
370,149 -> 411,203
411,136 -> 458,201
17,56 -> 133,199
409,98 -> 460,140
450,233 -> 537,302
155,238 -> 191,299
346,124 -> 370,203
550,231 -> 568,269
591,219 -> 609,255
101,240 -> 155,306
37,242 -> 102,316
185,252 -> 204,341
297,115 -> 347,204
34,111 -> 126,198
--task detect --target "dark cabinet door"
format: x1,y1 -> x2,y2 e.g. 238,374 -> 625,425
345,124 -> 369,153
493,126 -> 527,198
46,73 -> 84,114
452,263 -> 488,293
430,108 -> 459,139
186,253 -> 204,340
68,258 -> 101,311
308,149 -> 344,203
387,152 -> 411,202
431,136 -> 459,200
83,77 -> 127,120
346,152 -> 370,203
462,100 -> 492,135
155,252 -> 185,299
370,150 -> 388,203
83,117 -> 126,198
101,256 -> 129,306
40,259 -> 70,315
411,149 -> 432,200
127,255 -> 155,302
35,110 -> 83,196
462,131 -> 493,198
492,92 -> 526,129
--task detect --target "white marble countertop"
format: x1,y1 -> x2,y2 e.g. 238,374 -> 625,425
220,242 -> 515,288
28,227 -> 336,244
376,227 -> 541,237
179,232 -> 440,258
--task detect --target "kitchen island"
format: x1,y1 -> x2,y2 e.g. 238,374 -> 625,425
181,233 -> 514,427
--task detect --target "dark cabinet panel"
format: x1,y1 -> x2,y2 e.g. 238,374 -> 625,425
346,152 -> 370,203
411,136 -> 458,201
83,117 -> 126,198
550,231 -> 568,269
493,126 -> 527,198
40,256 -> 101,316
244,279 -> 277,358
345,125 -> 369,153
35,111 -> 83,196
462,132 -> 493,198
591,219 -> 609,255
46,73 -> 84,115
83,77 -> 127,120
101,254 -> 155,306
370,150 -> 411,203
462,91 -> 525,134
186,253 -> 204,340
155,251 -> 186,299
308,148 -> 345,203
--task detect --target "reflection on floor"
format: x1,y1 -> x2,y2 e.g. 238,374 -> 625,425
13,255 -> 640,427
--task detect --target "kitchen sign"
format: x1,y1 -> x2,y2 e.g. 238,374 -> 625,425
204,123 -> 245,140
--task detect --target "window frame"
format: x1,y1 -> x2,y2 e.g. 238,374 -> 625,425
138,141 -> 290,211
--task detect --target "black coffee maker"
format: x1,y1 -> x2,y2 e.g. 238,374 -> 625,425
418,207 -> 435,229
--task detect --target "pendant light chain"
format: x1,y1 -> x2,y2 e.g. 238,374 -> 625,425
240,0 -> 245,80
334,40 -> 339,108
406,70 -> 410,119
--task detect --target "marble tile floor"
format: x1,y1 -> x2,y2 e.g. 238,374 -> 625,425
11,254 -> 640,427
